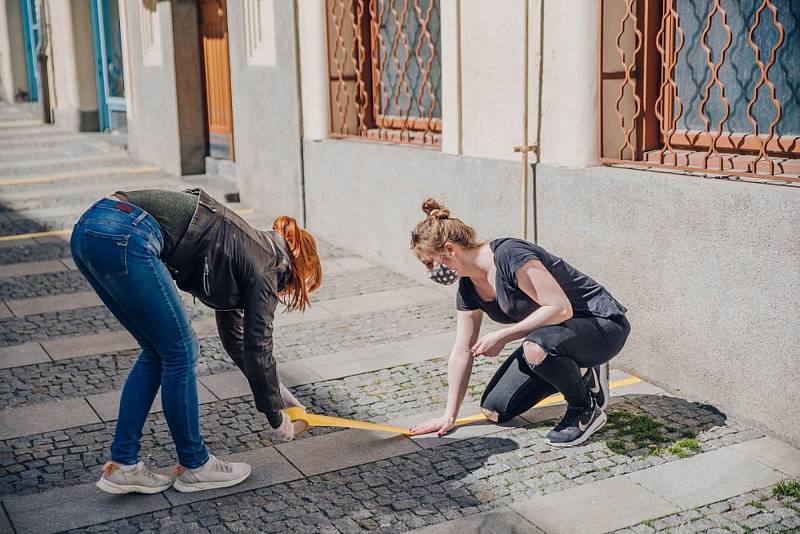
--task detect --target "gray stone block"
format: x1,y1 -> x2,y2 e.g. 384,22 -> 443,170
86,381 -> 218,422
3,480 -> 169,534
0,506 -> 13,534
42,330 -> 138,361
729,437 -> 800,477
0,398 -> 100,440
165,446 -> 303,506
0,259 -> 67,278
628,447 -> 785,509
276,429 -> 420,476
407,508 -> 543,533
6,291 -> 101,317
0,302 -> 11,320
0,342 -> 51,369
511,476 -> 679,533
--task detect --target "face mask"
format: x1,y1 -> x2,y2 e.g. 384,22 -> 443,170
428,253 -> 458,285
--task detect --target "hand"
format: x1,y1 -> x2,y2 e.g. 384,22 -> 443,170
275,411 -> 309,442
280,383 -> 304,409
471,331 -> 507,357
410,416 -> 456,437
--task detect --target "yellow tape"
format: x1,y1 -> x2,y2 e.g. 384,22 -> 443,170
286,376 -> 642,435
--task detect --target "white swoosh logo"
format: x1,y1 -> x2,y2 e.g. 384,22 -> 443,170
579,418 -> 591,432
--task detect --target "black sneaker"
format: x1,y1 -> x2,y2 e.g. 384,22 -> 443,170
583,363 -> 610,411
546,398 -> 607,447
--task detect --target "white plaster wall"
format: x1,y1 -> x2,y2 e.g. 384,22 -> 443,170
538,0 -> 599,167
459,1 -> 526,161
124,0 -> 182,173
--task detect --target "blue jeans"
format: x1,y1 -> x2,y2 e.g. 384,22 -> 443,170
70,198 -> 208,468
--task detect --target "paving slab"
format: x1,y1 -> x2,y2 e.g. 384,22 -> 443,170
199,361 -> 322,401
0,259 -> 67,278
627,446 -> 785,509
391,402 -> 526,449
3,480 -> 169,534
511,476 -> 679,534
0,302 -> 11,320
316,286 -> 442,317
408,508 -> 543,534
61,257 -> 78,270
0,237 -> 37,248
0,342 -> 52,369
322,256 -> 374,275
729,437 -> 800,477
85,382 -> 218,422
41,330 -> 138,360
5,290 -> 101,316
308,332 -> 453,380
165,446 -> 303,506
0,398 -> 100,440
274,304 -> 337,326
276,428 -> 420,476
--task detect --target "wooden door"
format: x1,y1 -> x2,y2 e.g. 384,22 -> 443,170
199,0 -> 234,160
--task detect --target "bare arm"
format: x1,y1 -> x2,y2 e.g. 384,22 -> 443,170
411,309 -> 482,436
472,260 -> 572,357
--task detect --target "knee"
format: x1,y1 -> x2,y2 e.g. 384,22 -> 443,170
523,342 -> 547,366
481,407 -> 500,423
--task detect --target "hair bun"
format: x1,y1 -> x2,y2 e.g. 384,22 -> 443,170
421,198 -> 450,220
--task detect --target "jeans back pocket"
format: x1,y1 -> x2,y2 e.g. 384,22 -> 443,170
84,229 -> 129,278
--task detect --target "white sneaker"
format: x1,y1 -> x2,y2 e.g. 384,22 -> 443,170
172,454 -> 251,493
96,461 -> 173,494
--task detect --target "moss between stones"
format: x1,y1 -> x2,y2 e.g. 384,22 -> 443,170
773,479 -> 800,499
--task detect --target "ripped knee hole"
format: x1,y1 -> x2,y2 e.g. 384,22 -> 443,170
523,341 -> 548,366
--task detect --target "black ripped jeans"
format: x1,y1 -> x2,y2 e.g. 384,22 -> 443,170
481,314 -> 631,421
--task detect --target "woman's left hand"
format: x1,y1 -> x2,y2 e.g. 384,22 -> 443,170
471,331 -> 507,357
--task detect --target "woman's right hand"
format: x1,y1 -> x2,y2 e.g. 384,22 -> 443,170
275,411 -> 309,442
410,416 -> 455,437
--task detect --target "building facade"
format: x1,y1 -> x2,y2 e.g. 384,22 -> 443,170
3,0 -> 798,445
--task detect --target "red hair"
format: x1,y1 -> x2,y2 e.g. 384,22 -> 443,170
272,216 -> 322,312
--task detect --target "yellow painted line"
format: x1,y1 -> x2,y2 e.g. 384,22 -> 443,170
0,165 -> 161,186
0,119 -> 42,129
290,375 -> 645,435
0,207 -> 257,242
534,375 -> 642,408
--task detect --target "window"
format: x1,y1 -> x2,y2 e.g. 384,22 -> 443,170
599,0 -> 800,182
326,0 -> 442,146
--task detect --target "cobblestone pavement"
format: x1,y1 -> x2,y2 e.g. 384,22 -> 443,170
1,103 -> 798,533
614,484 -> 800,533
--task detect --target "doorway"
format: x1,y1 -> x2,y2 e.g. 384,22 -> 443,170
198,0 -> 235,160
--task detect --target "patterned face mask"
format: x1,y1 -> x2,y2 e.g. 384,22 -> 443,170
428,253 -> 458,285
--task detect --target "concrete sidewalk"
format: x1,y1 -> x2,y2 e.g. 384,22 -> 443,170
1,103 -> 798,533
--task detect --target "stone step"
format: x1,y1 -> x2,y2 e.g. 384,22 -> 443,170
0,153 -> 132,175
0,330 -> 456,439
509,437 -> 800,534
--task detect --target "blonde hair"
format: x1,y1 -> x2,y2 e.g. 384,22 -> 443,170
272,216 -> 322,312
410,198 -> 482,256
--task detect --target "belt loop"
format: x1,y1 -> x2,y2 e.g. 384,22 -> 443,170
132,211 -> 148,226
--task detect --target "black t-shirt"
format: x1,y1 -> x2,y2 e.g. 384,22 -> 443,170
456,238 -> 627,324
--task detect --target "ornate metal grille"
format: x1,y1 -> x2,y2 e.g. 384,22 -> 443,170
600,0 -> 800,182
327,0 -> 442,146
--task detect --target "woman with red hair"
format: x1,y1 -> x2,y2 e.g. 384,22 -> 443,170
70,189 -> 321,495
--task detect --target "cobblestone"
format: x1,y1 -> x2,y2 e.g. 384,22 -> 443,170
0,241 -> 71,265
0,355 -> 760,500
615,483 -> 800,533
0,299 -> 455,407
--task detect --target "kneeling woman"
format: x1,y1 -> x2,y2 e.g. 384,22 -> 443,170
409,199 -> 629,447
71,189 -> 319,494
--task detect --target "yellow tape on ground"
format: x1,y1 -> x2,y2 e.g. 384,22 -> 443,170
0,208 -> 256,242
286,376 -> 643,435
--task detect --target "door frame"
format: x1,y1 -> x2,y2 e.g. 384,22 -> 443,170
90,0 -> 126,131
